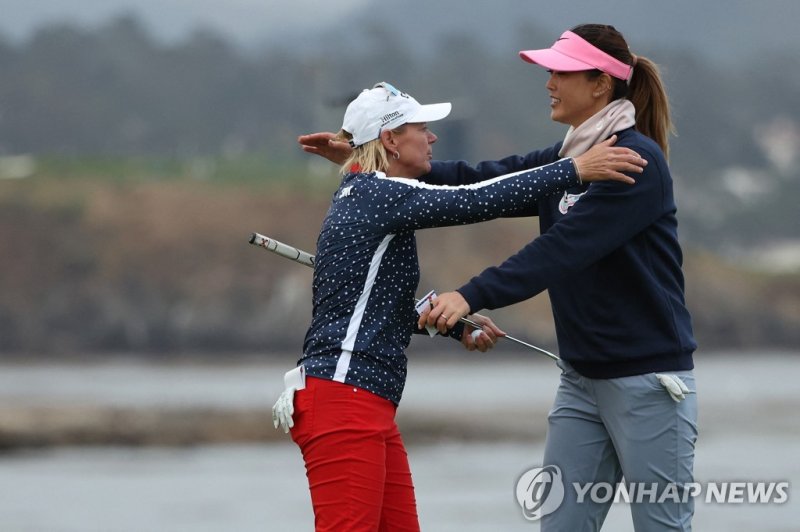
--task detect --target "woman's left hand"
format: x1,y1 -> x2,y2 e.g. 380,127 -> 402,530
461,313 -> 506,352
572,135 -> 645,184
417,291 -> 471,334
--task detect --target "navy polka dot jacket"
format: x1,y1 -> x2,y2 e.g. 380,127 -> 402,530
299,158 -> 579,404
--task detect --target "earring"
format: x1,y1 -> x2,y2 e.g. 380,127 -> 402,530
392,151 -> 400,160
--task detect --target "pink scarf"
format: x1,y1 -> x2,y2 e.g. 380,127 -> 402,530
558,99 -> 636,158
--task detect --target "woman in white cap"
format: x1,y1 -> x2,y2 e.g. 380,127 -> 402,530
418,25 -> 698,531
277,80 -> 645,531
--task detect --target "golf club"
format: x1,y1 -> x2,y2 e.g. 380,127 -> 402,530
249,232 -> 560,361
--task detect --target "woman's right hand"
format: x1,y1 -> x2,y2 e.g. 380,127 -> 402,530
572,135 -> 646,185
297,132 -> 353,165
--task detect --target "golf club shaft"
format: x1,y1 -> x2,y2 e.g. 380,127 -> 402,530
249,232 -> 559,361
455,315 -> 559,360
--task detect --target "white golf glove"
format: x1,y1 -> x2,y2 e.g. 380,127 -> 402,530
272,365 -> 306,433
655,373 -> 691,402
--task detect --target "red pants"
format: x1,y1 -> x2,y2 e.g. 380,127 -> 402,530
290,376 -> 420,532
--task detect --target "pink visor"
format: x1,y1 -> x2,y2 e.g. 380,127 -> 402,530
519,31 -> 633,82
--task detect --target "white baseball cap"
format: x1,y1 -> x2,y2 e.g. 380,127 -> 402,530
342,82 -> 452,147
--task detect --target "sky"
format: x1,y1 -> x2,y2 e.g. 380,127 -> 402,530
0,0 -> 370,46
3,0 -> 799,63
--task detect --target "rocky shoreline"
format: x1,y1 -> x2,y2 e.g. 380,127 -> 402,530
0,403 -> 549,450
2,353 -> 797,450
0,404 -> 280,449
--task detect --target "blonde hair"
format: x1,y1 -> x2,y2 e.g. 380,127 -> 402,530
335,126 -> 406,175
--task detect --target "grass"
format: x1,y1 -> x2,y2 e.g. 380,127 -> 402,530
27,154 -> 341,193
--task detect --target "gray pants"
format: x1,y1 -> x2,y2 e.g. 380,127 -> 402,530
541,361 -> 698,532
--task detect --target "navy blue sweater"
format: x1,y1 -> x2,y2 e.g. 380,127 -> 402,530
424,127 -> 696,378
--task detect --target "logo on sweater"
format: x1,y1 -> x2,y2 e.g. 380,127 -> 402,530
558,191 -> 586,214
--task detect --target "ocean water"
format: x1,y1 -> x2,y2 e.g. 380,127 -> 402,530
0,352 -> 798,531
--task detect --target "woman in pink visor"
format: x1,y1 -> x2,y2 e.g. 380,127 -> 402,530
420,24 -> 698,531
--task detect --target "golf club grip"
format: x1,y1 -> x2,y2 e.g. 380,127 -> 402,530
249,232 -> 315,267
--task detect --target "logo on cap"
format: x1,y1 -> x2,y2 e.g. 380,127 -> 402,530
380,110 -> 403,126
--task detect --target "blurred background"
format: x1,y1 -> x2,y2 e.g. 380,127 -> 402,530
0,0 -> 798,530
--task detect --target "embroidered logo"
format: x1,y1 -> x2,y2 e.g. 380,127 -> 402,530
339,186 -> 353,199
558,191 -> 586,214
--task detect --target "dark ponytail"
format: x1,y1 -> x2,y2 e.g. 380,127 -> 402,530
571,24 -> 675,159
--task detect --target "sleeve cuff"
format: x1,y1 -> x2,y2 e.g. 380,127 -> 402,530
456,285 -> 484,315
